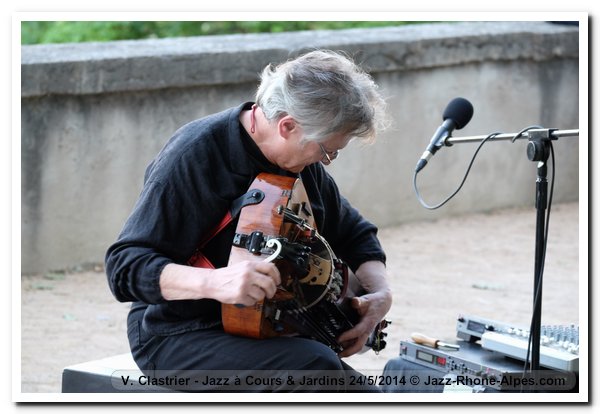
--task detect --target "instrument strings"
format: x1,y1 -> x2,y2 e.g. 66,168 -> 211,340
279,299 -> 349,352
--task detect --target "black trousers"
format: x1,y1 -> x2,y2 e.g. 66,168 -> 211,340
127,304 -> 380,392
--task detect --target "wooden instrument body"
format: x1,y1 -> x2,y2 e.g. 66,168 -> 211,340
193,173 -> 388,353
221,174 -> 306,339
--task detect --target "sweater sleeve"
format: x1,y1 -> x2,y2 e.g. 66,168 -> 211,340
105,180 -> 176,303
105,132 -> 230,304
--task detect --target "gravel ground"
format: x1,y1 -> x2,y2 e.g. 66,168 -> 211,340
19,202 -> 581,396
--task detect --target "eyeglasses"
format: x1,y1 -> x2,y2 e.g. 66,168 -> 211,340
318,143 -> 340,165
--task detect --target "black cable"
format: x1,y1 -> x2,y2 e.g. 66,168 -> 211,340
511,125 -> 544,143
413,125 -> 546,210
413,124 -> 556,391
413,132 -> 502,210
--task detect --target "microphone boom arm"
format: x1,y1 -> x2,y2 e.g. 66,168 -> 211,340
443,128 -> 579,146
415,124 -> 580,375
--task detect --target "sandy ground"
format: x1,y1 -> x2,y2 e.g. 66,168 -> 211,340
19,201 -> 581,394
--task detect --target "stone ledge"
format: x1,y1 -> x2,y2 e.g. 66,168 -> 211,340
21,21 -> 578,97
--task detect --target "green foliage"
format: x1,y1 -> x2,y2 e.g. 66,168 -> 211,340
21,21 -> 426,45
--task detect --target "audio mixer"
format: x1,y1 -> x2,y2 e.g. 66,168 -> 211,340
456,314 -> 579,372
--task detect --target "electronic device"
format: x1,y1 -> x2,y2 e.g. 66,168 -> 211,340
456,314 -> 579,372
399,340 -> 525,391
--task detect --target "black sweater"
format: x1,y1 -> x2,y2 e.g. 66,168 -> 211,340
105,102 -> 386,336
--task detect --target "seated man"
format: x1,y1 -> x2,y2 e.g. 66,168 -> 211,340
105,50 -> 392,392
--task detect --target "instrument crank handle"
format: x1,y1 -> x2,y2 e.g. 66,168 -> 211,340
263,239 -> 283,263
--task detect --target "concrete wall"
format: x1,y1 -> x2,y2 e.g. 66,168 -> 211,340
21,22 -> 580,274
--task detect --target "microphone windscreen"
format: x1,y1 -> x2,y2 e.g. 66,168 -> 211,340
442,97 -> 474,129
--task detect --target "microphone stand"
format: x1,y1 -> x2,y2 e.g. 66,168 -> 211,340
444,128 -> 579,373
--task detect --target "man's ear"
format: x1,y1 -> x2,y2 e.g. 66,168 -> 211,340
278,115 -> 299,139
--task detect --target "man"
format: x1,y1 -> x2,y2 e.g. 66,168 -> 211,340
105,50 -> 392,392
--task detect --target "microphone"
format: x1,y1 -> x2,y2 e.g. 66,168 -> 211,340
415,97 -> 474,173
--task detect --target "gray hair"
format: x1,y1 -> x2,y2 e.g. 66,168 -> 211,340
255,50 -> 388,143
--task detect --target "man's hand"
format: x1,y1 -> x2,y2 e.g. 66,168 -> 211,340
336,261 -> 392,358
209,260 -> 281,306
336,291 -> 391,357
159,261 -> 280,304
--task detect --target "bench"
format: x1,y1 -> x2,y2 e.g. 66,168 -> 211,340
61,353 -> 176,393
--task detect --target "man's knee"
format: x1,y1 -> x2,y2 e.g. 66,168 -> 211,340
292,339 -> 344,371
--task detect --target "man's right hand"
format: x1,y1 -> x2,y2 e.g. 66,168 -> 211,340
158,261 -> 280,305
209,260 -> 281,306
